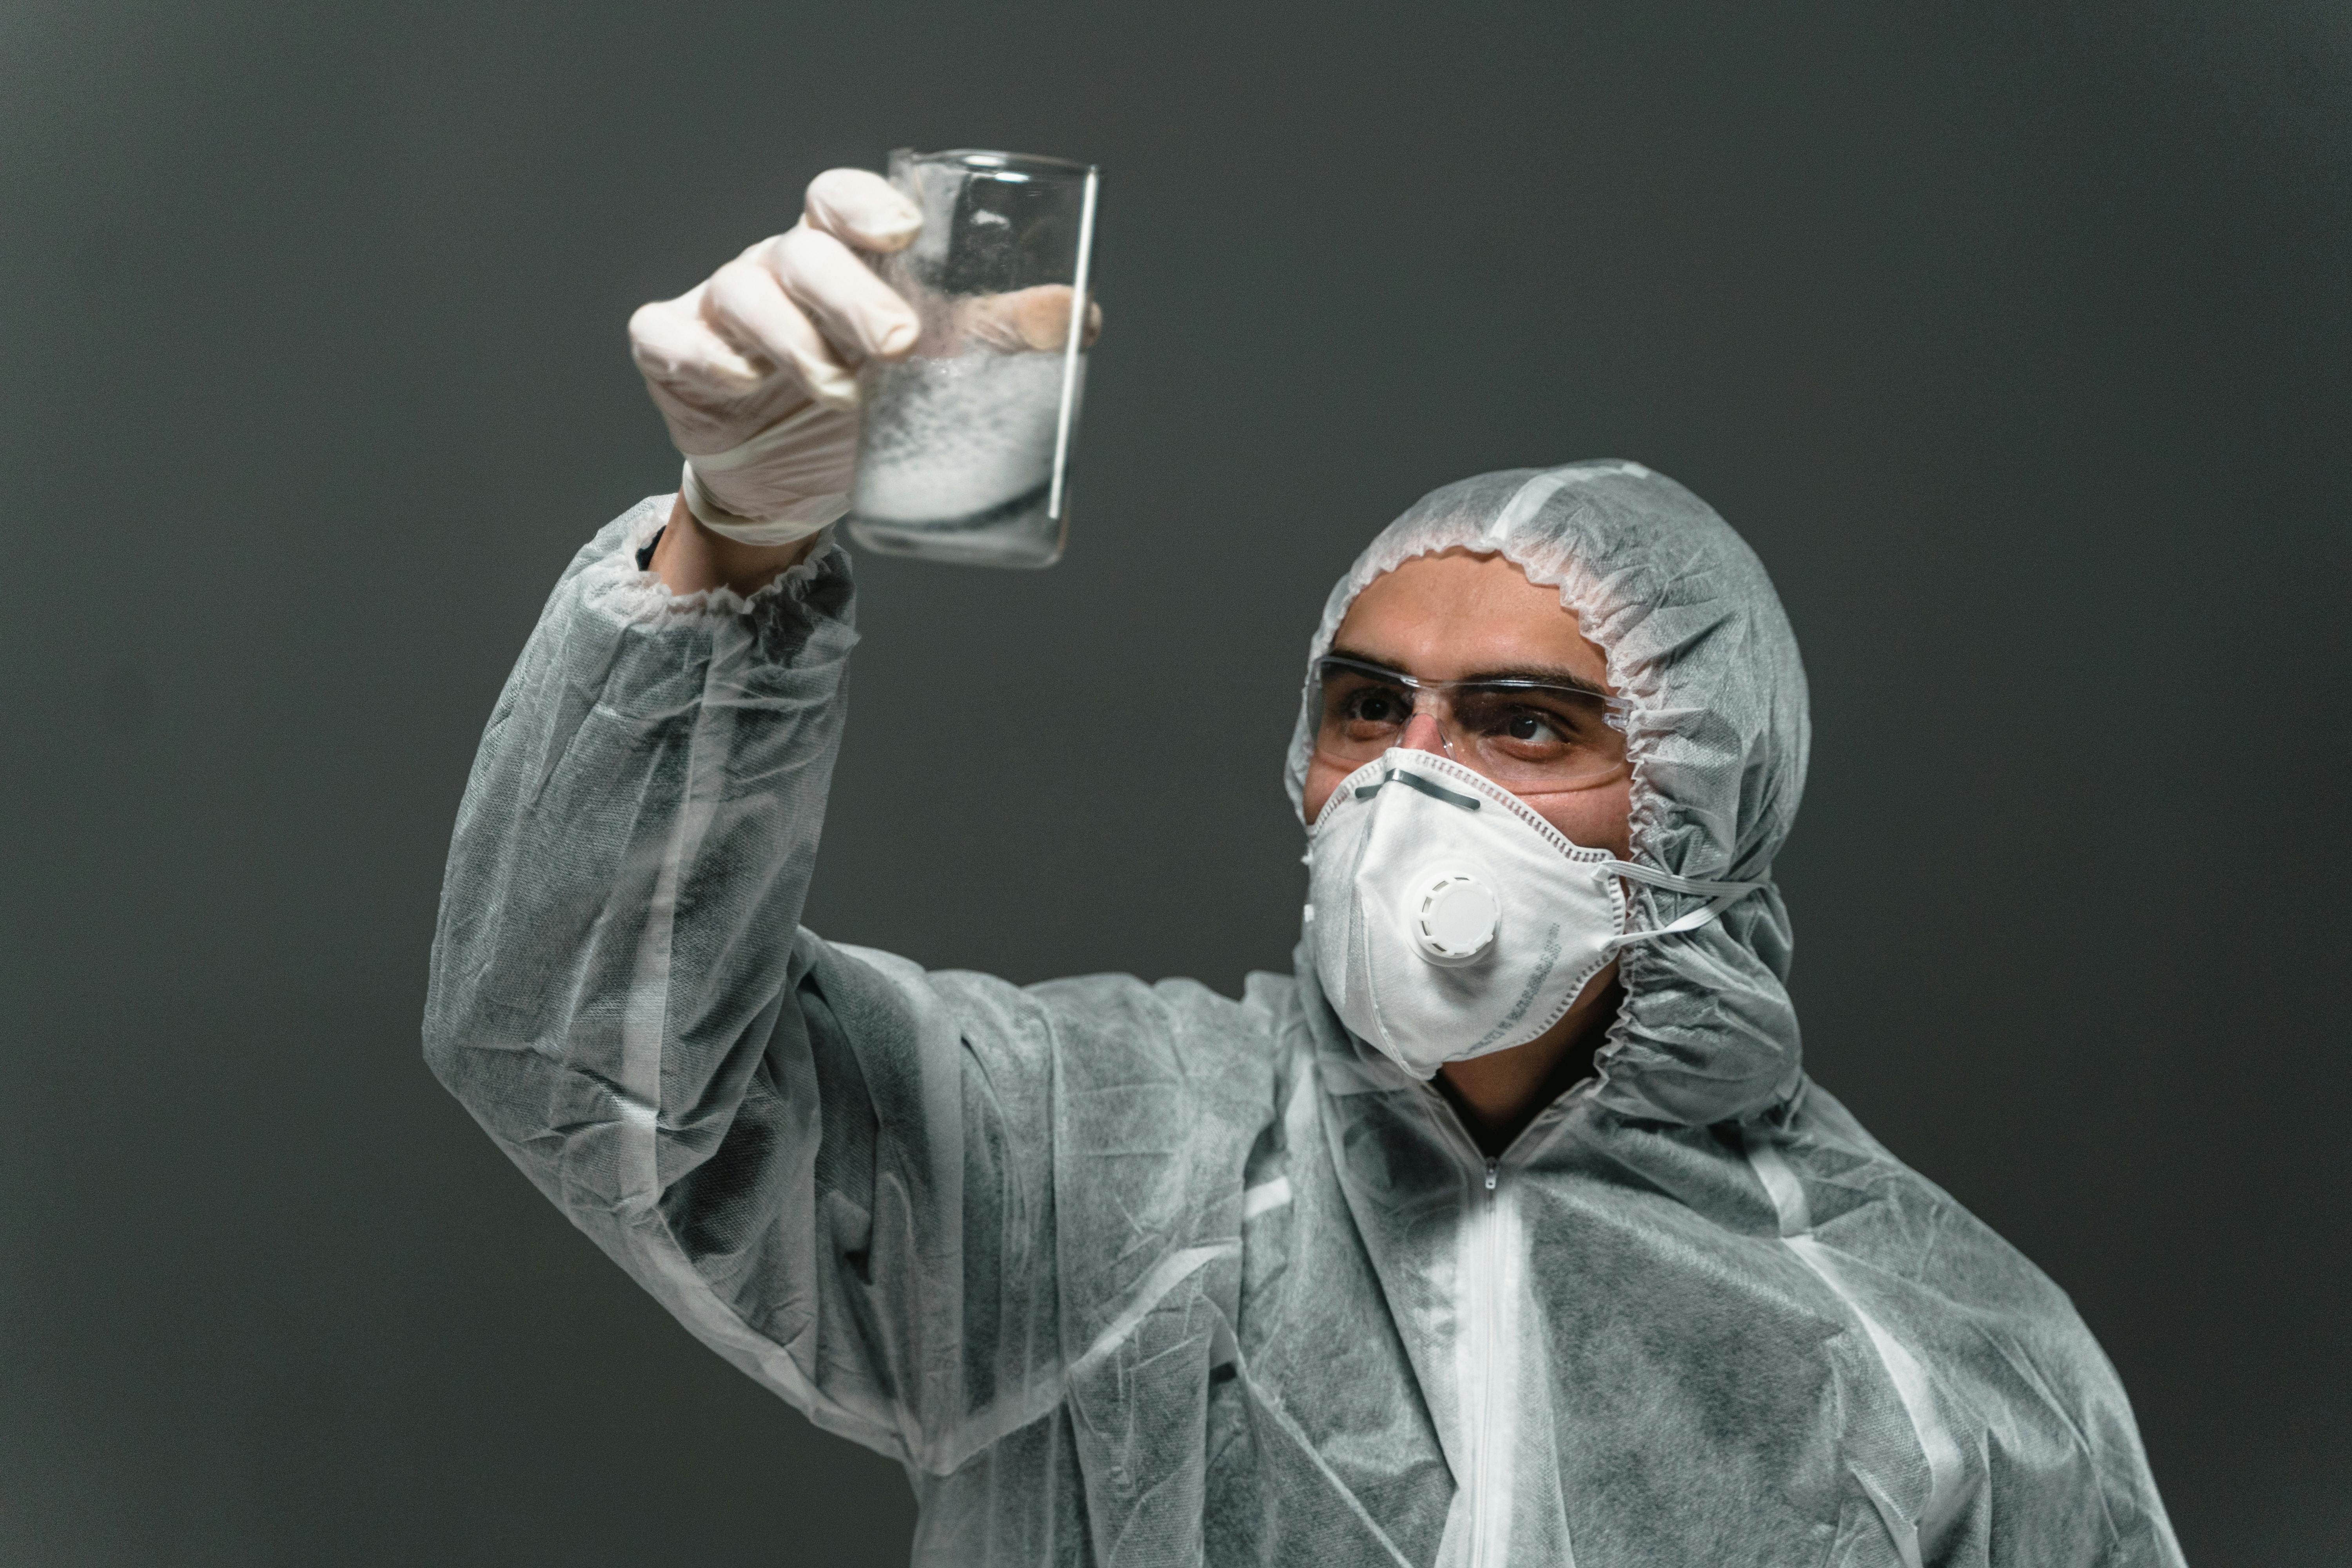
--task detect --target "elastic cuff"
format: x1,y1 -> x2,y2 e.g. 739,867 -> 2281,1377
584,500 -> 841,626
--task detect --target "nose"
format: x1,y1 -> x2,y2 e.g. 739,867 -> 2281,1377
1399,711 -> 1449,757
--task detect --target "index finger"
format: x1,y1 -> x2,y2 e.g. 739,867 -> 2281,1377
804,167 -> 922,253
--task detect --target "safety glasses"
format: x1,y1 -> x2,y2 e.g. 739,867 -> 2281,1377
1309,653 -> 1631,792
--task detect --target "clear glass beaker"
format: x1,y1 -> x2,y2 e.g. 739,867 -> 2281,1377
847,149 -> 1100,569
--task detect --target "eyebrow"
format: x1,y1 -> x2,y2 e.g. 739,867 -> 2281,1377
1325,645 -> 1610,699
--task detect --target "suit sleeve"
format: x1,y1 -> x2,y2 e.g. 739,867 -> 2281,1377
422,500 -> 1069,1471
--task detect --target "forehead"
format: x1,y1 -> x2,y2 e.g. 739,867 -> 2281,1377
1330,549 -> 1607,685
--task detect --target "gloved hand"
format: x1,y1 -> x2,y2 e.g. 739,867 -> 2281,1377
628,168 -> 924,545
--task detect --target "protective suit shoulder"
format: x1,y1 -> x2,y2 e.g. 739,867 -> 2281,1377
1781,1080 -> 2086,1324
1017,968 -> 1285,1125
813,950 -> 1285,1107
1764,1080 -> 2184,1561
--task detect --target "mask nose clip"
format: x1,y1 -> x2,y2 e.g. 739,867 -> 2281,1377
1408,867 -> 1501,966
1355,766 -> 1484,811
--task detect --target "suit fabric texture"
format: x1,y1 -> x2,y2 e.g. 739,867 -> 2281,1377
425,465 -> 2181,1566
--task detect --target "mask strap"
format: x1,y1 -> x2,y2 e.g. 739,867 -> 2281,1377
1596,860 -> 1767,952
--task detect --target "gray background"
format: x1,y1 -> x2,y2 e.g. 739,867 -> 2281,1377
4,1 -> 2346,1563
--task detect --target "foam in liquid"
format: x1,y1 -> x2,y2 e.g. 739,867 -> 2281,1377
853,350 -> 1085,535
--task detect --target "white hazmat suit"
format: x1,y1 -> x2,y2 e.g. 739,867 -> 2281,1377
425,461 -> 2182,1566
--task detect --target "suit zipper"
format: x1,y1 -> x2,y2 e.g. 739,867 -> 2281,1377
1425,1083 -> 1566,1568
1469,1156 -> 1504,1568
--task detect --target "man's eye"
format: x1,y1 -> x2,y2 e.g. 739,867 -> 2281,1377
1342,687 -> 1412,726
1457,690 -> 1597,750
1502,713 -> 1566,745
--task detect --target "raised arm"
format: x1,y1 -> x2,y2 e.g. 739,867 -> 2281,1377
421,171 -> 1073,1470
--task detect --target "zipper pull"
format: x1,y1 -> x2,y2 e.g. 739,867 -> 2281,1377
1485,1161 -> 1499,1193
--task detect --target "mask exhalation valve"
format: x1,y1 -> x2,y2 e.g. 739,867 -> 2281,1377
1408,869 -> 1501,966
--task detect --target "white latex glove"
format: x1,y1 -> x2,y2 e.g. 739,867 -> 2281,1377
628,168 -> 924,545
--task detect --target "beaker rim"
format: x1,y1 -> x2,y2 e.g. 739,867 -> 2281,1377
894,147 -> 1097,181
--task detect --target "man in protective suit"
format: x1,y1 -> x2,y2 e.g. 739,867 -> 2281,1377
425,168 -> 2181,1566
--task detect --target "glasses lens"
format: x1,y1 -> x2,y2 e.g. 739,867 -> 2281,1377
1314,661 -> 1416,763
1447,683 -> 1624,788
1311,659 -> 1629,791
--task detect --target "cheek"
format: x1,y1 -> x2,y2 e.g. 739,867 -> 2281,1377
1301,759 -> 1341,825
1528,779 -> 1633,859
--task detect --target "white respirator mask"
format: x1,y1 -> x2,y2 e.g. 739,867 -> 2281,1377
1305,749 -> 1764,1080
